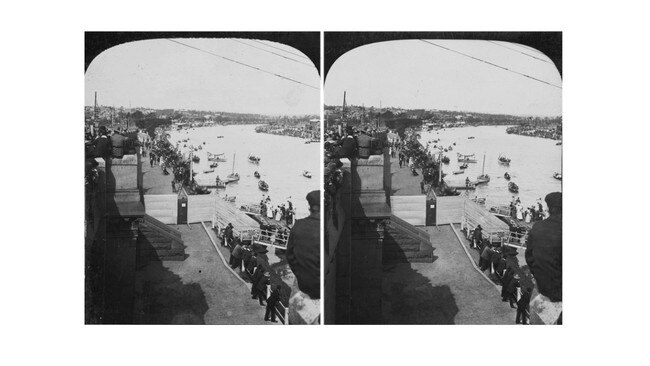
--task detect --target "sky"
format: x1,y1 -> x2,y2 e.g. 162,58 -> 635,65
325,39 -> 562,117
85,38 -> 320,115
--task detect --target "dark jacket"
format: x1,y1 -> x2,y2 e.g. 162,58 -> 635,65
256,276 -> 269,292
337,136 -> 357,159
286,213 -> 320,299
231,244 -> 243,259
267,288 -> 280,307
110,133 -> 126,158
94,135 -> 112,159
525,214 -> 562,301
517,290 -> 532,310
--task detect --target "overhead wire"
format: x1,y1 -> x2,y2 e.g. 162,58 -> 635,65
419,39 -> 562,89
231,39 -> 314,67
486,41 -> 550,63
166,39 -> 318,90
250,39 -> 311,60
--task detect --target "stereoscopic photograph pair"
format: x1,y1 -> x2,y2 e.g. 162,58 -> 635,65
84,31 -> 561,325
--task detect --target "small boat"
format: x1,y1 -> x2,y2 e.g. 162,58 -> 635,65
198,145 -> 202,150
460,163 -> 468,169
476,153 -> 490,184
553,172 -> 562,180
504,172 -> 511,180
453,170 -> 464,175
208,152 -> 227,162
444,148 -> 448,152
217,136 -> 224,138
225,173 -> 240,183
248,154 -> 261,164
468,136 -> 475,139
254,171 -> 260,179
210,162 -> 219,168
498,155 -> 511,164
203,168 -> 214,173
258,180 -> 269,191
556,141 -> 562,145
223,195 -> 236,202
453,142 -> 456,146
303,170 -> 312,178
448,146 -> 453,151
304,140 -> 311,144
226,154 -> 239,182
203,142 -> 206,145
508,182 -> 519,193
441,156 -> 450,164
191,156 -> 200,163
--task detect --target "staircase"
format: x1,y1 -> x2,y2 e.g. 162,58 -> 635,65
137,214 -> 186,262
382,215 -> 434,264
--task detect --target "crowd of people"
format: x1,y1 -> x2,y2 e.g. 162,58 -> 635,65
218,191 -> 321,324
468,191 -> 562,324
510,196 -> 548,223
259,195 -> 296,227
220,222 -> 283,323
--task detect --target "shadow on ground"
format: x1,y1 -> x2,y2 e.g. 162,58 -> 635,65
134,238 -> 208,324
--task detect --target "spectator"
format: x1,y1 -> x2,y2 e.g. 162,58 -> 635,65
230,240 -> 243,269
110,129 -> 126,159
526,192 -> 562,324
253,272 -> 270,306
516,287 -> 532,325
505,274 -> 521,308
265,285 -> 281,323
287,190 -> 320,300
93,126 -> 112,160
335,126 -> 357,159
472,225 -> 483,249
223,223 -> 234,247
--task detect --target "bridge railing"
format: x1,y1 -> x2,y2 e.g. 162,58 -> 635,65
252,229 -> 289,250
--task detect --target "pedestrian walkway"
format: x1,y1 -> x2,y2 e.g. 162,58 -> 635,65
390,153 -> 423,196
382,225 -> 514,324
134,223 -> 270,324
142,157 -> 174,194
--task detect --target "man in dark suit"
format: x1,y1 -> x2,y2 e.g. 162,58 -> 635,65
93,126 -> 112,160
110,129 -> 126,159
525,192 -> 562,303
286,190 -> 320,300
265,285 -> 281,322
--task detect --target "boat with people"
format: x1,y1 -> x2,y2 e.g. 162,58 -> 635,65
457,153 -> 477,163
248,154 -> 261,164
441,156 -> 450,164
553,172 -> 562,180
254,171 -> 260,179
460,163 -> 469,169
556,141 -> 562,145
258,180 -> 269,191
208,152 -> 227,162
303,170 -> 312,178
498,155 -> 511,164
476,153 -> 490,184
504,172 -> 511,180
191,155 -> 200,163
210,162 -> 218,168
468,136 -> 475,139
508,182 -> 519,193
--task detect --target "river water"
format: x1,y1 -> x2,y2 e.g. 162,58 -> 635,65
169,124 -> 320,219
418,125 -> 562,207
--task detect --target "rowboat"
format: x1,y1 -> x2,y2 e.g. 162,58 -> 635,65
504,172 -> 511,180
303,170 -> 312,178
508,182 -> 519,193
248,154 -> 261,164
553,172 -> 562,180
254,171 -> 260,179
258,180 -> 269,191
453,170 -> 464,175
